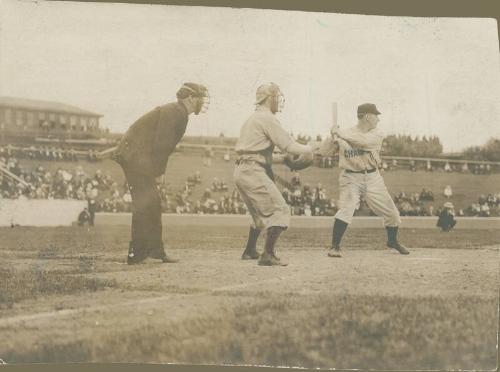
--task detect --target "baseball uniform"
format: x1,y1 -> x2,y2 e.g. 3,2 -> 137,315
320,103 -> 409,256
234,105 -> 294,230
333,126 -> 401,227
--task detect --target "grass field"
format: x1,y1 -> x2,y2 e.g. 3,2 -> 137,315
19,153 -> 500,211
0,225 -> 498,369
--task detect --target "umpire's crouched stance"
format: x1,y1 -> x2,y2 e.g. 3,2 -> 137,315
113,83 -> 210,264
234,83 -> 313,266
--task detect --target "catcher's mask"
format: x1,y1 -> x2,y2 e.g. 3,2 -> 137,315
255,82 -> 285,113
178,83 -> 210,115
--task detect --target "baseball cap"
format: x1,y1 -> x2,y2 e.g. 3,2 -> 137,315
443,202 -> 454,208
176,82 -> 208,99
255,83 -> 281,105
357,103 -> 381,116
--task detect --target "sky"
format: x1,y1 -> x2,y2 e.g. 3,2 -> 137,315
0,0 -> 499,152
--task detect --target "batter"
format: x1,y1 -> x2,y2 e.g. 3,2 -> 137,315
320,103 -> 409,257
234,82 -> 314,266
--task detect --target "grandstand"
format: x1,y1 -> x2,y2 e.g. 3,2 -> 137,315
1,97 -> 498,218
2,151 -> 499,217
0,96 -> 116,148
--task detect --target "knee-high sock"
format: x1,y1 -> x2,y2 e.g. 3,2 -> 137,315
332,218 -> 348,248
244,226 -> 261,253
386,225 -> 399,243
264,226 -> 284,256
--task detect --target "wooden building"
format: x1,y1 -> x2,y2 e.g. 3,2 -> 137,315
0,96 -> 104,145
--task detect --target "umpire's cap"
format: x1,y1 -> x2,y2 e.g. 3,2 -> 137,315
176,82 -> 208,100
357,103 -> 381,116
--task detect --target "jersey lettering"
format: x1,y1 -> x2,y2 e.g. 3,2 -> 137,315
344,148 -> 367,158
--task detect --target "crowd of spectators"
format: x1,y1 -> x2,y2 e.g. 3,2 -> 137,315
392,189 -> 436,216
279,173 -> 337,216
377,158 -> 495,174
163,173 -> 248,215
2,152 -> 499,218
462,193 -> 500,217
0,145 -> 100,162
170,172 -> 338,216
1,155 -> 130,212
0,151 -> 249,215
390,186 -> 500,217
316,157 -> 497,173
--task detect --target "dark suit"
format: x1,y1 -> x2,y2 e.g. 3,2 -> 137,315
114,102 -> 188,261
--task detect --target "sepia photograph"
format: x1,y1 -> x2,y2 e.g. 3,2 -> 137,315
0,0 -> 499,370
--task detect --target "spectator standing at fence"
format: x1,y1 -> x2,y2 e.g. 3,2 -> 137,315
321,156 -> 327,168
443,185 -> 453,199
203,145 -> 213,167
480,203 -> 490,217
194,171 -> 202,184
409,159 -> 416,172
88,199 -> 96,226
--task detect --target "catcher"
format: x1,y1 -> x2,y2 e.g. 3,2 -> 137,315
234,82 -> 314,266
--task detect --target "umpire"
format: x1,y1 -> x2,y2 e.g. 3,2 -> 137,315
113,83 -> 210,264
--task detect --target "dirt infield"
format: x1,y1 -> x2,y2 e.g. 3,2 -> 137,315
0,225 -> 498,369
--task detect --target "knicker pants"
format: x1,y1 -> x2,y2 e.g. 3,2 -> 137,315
334,170 -> 401,227
233,162 -> 290,231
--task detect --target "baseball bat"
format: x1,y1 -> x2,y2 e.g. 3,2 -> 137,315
331,102 -> 339,141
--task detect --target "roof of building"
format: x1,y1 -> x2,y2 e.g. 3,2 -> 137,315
0,96 -> 102,117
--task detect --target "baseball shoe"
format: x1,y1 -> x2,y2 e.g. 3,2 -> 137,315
241,250 -> 260,260
258,253 -> 288,266
328,246 -> 343,258
127,253 -> 146,265
161,255 -> 180,263
387,241 -> 410,255
148,249 -> 179,263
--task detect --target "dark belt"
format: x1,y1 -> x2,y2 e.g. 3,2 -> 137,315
345,168 -> 377,174
235,159 -> 275,181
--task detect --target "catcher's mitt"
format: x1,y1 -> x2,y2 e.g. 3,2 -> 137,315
283,152 -> 314,171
